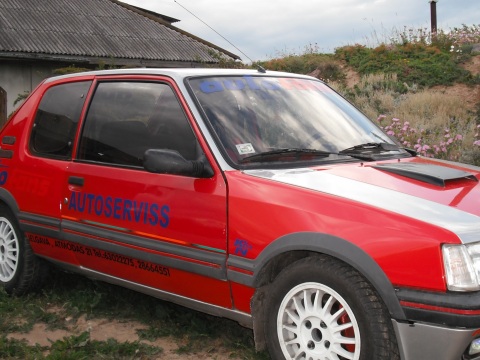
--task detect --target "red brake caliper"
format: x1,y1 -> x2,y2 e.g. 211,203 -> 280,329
339,307 -> 355,353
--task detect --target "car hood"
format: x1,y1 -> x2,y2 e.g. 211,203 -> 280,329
244,158 -> 480,244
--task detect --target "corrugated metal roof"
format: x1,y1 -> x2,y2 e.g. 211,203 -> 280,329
0,0 -> 240,64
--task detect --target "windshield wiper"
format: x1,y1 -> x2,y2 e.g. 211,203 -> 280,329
340,142 -> 399,153
239,148 -> 332,163
239,143 -> 404,164
338,142 -> 401,160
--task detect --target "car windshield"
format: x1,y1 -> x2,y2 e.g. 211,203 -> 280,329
188,75 -> 409,166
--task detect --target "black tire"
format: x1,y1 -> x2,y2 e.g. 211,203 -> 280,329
0,205 -> 49,295
265,255 -> 399,360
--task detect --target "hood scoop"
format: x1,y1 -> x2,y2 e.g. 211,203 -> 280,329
372,163 -> 478,187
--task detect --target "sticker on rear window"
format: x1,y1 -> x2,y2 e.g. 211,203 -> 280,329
236,143 -> 255,155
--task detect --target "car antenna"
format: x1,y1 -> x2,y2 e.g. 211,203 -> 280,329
174,0 -> 266,72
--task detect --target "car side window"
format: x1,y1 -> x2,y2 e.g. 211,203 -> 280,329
29,81 -> 92,159
78,82 -> 198,167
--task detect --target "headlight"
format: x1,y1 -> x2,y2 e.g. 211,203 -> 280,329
443,243 -> 480,291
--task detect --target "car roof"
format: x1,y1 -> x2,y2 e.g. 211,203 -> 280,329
44,67 -> 315,83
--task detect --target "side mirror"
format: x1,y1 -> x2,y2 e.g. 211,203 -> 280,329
143,149 -> 214,178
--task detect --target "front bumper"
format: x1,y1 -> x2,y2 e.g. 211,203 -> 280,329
393,320 -> 480,360
394,288 -> 480,359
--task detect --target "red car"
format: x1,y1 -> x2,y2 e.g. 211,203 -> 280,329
1,68 -> 480,360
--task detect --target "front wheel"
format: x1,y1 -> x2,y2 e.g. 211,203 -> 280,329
265,255 -> 399,360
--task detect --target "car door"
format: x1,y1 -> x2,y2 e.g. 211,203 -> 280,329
15,79 -> 92,263
61,77 -> 231,308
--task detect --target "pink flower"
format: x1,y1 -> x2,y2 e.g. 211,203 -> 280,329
455,134 -> 463,141
474,140 -> 480,146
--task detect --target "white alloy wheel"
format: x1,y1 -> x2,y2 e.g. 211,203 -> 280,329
277,282 -> 361,360
0,216 -> 19,282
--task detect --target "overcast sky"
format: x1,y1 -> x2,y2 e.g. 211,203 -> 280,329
120,0 -> 480,62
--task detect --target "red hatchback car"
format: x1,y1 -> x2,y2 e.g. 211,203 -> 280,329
1,68 -> 480,360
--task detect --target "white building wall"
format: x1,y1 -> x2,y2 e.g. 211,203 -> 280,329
0,62 -> 57,117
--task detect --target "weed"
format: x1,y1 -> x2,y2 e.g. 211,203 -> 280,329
0,337 -> 43,359
0,289 -> 64,333
0,333 -> 162,359
52,66 -> 91,75
47,332 -> 162,359
258,50 -> 345,83
334,43 -> 474,87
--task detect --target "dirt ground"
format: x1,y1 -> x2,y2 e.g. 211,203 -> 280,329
463,54 -> 480,76
7,314 -> 243,359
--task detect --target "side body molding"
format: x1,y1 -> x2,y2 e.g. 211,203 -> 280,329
227,231 -> 406,321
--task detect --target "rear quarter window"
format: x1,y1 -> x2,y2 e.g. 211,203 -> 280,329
29,81 -> 92,159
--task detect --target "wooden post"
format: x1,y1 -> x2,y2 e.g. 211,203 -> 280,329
430,1 -> 438,35
0,87 -> 6,127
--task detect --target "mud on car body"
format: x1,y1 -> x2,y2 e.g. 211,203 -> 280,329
1,68 -> 480,360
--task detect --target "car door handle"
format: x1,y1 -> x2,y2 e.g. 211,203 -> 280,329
68,176 -> 84,186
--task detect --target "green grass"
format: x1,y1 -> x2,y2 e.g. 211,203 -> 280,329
0,271 -> 269,359
334,43 -> 478,87
0,334 -> 162,360
258,41 -> 479,88
258,24 -> 480,88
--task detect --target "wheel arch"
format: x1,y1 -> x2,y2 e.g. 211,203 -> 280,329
0,187 -> 20,215
228,232 -> 406,350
